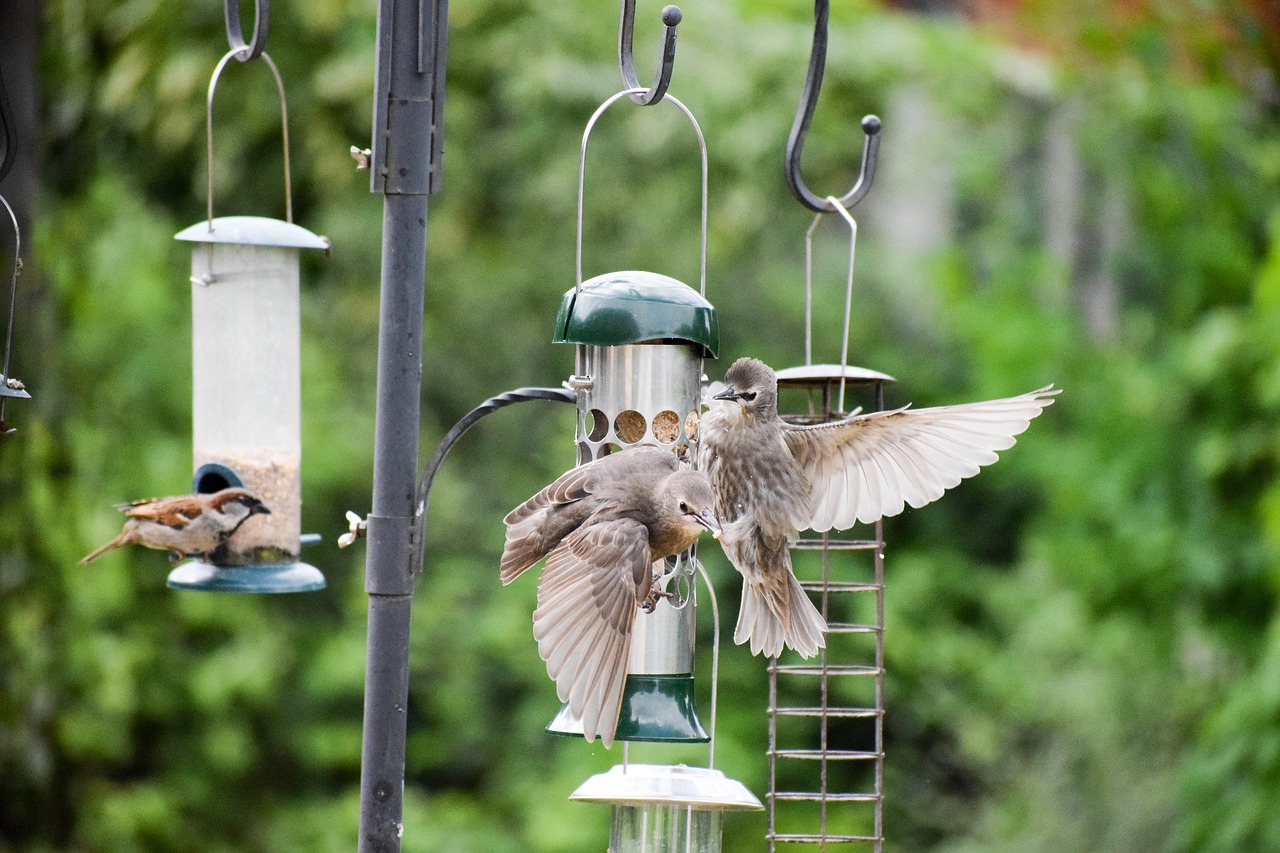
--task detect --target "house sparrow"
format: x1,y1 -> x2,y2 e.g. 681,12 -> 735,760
80,488 -> 271,565
699,357 -> 1059,658
500,445 -> 721,748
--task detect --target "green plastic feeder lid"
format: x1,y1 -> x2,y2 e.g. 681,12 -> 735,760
175,216 -> 331,251
554,271 -> 718,358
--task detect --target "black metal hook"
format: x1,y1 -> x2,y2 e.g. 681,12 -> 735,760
224,0 -> 270,62
619,0 -> 682,106
0,64 -> 14,184
784,0 -> 880,213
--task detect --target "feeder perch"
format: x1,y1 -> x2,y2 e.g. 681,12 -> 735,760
570,763 -> 762,852
166,215 -> 329,593
545,269 -> 717,743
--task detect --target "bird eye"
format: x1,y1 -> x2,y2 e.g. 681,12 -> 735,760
741,392 -> 757,402
679,501 -> 689,513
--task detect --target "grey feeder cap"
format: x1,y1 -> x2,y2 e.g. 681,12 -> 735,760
175,216 -> 331,251
570,764 -> 763,811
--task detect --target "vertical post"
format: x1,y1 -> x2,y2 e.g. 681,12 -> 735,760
359,0 -> 446,850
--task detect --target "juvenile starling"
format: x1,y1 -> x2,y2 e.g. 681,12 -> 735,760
500,445 -> 721,748
700,357 -> 1059,658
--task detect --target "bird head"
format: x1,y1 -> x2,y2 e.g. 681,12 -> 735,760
712,357 -> 778,420
211,488 -> 272,518
666,471 -> 722,540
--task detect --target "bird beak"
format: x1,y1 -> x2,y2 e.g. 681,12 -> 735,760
256,505 -> 272,516
695,509 -> 722,539
712,385 -> 738,401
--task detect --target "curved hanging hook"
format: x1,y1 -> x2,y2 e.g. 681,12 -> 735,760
784,0 -> 881,213
0,64 -> 14,184
224,0 -> 270,62
619,0 -> 682,106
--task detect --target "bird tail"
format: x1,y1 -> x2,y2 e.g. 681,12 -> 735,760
80,533 -> 128,565
734,570 -> 827,659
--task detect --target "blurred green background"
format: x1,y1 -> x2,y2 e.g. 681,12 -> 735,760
2,0 -> 1279,850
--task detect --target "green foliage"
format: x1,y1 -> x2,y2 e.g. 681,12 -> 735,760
2,1 -> 1279,851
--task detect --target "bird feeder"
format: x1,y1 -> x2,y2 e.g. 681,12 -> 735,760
547,269 -> 716,742
570,763 -> 761,852
164,215 -> 329,593
166,49 -> 328,593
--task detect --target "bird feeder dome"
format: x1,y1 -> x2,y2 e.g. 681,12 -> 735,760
570,763 -> 761,853
553,271 -> 718,359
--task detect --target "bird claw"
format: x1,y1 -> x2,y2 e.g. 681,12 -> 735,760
338,511 -> 368,548
641,587 -> 674,613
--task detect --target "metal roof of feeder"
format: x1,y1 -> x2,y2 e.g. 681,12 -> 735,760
176,215 -> 330,250
554,270 -> 718,358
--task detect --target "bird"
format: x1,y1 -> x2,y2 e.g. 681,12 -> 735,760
499,445 -> 721,748
80,488 -> 271,565
699,357 -> 1059,659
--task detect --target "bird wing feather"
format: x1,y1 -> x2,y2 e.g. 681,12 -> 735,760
119,495 -> 204,528
531,517 -> 650,748
783,385 -> 1059,531
501,448 -> 675,584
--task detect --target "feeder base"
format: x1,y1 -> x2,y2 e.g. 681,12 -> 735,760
166,560 -> 326,593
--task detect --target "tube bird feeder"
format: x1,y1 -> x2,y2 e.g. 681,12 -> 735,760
166,215 -> 329,592
546,269 -> 717,742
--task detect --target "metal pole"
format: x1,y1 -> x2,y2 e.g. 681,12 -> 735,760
358,0 -> 446,849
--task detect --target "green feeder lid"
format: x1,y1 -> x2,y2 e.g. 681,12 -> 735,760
554,271 -> 718,358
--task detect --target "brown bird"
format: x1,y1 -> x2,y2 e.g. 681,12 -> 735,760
500,445 -> 721,748
80,488 -> 271,565
699,357 -> 1059,659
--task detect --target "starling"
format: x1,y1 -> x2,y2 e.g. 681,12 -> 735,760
700,357 -> 1059,658
500,445 -> 721,748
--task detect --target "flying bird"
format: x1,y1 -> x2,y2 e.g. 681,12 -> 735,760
699,357 -> 1059,659
500,446 -> 721,748
80,488 -> 271,565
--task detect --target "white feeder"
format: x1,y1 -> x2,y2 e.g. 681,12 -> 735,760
167,215 -> 329,593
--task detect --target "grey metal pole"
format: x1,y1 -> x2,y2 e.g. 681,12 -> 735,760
358,0 -> 446,849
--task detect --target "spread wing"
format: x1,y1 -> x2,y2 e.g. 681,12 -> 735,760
532,517 -> 650,749
783,385 -> 1059,531
118,495 -> 204,528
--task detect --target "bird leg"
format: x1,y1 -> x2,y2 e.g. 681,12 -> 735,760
642,565 -> 679,612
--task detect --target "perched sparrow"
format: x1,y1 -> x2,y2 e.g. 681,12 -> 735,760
699,357 -> 1059,658
501,445 -> 721,748
80,488 -> 271,565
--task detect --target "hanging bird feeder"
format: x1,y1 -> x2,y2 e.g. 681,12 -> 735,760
570,763 -> 761,852
166,46 -> 329,593
544,45 -> 761,842
545,83 -> 717,744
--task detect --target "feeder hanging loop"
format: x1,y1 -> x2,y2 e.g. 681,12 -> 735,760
619,0 -> 682,106
784,0 -> 881,213
224,0 -> 270,62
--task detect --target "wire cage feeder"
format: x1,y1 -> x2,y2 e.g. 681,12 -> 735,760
166,46 -> 329,593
